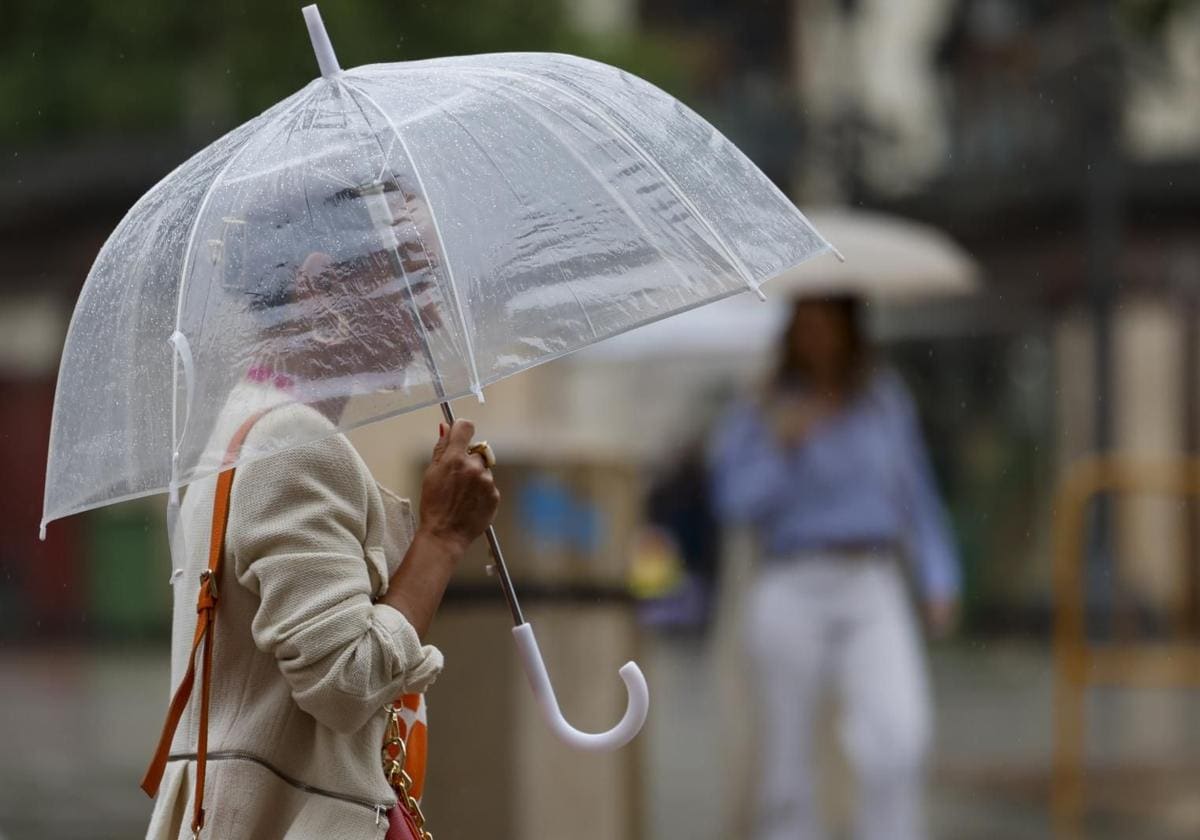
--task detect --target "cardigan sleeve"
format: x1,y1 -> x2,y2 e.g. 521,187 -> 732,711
228,423 -> 443,735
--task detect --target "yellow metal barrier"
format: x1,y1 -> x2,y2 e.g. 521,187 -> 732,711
1052,455 -> 1200,837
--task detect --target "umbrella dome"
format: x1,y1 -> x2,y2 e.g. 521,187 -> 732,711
41,17 -> 833,532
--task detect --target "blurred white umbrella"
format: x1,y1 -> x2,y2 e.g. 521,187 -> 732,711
776,207 -> 981,298
578,293 -> 787,359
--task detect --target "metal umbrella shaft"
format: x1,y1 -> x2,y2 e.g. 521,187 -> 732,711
438,399 -> 526,627
362,182 -> 526,628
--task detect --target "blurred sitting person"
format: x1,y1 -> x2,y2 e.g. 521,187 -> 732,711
636,435 -> 723,633
709,294 -> 960,840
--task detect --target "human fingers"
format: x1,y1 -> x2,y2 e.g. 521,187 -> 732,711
443,418 -> 476,455
431,422 -> 449,462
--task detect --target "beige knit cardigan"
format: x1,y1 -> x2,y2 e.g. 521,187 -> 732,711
146,384 -> 443,839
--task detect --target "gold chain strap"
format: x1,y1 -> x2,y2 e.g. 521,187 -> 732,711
383,706 -> 433,840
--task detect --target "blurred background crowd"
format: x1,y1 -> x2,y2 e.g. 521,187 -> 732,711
3,0 -> 1200,838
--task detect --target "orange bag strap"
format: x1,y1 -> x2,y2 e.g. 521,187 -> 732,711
141,411 -> 268,838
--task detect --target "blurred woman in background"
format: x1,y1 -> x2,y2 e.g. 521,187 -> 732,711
709,294 -> 960,840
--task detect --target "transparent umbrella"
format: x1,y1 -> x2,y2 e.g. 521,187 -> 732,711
41,5 -> 834,750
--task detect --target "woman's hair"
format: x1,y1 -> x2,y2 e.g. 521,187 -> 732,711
226,189 -> 346,316
772,294 -> 871,393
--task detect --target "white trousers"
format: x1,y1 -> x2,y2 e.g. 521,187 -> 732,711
745,557 -> 931,840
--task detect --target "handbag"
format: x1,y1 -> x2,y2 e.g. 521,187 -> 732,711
383,703 -> 432,840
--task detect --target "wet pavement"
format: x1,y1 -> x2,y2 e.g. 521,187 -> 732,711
2,640 -> 1199,838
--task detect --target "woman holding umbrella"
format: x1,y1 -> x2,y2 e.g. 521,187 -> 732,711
142,192 -> 501,839
709,294 -> 960,840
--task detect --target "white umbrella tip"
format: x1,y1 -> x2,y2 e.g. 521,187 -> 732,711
302,5 -> 342,78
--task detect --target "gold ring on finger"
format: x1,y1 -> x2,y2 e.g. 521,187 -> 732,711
467,441 -> 496,469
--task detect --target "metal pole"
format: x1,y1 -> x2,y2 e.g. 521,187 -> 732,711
1184,290 -> 1199,636
1176,254 -> 1200,636
1082,0 -> 1122,636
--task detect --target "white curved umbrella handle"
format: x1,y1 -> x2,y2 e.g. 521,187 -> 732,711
513,622 -> 649,751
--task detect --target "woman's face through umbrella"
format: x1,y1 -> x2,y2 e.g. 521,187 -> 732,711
252,183 -> 447,385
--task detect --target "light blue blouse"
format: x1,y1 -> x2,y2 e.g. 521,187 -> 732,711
709,369 -> 960,599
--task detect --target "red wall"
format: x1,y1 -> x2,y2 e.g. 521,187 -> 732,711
0,378 -> 81,635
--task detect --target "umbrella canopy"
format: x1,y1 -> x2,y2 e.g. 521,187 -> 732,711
772,207 -> 980,299
42,27 -> 832,533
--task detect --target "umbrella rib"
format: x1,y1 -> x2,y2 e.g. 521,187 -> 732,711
169,126 -> 279,473
339,77 -> 485,401
337,81 -> 461,405
475,77 -> 704,319
403,80 -> 602,341
376,132 -> 398,184
451,64 -> 764,298
169,89 -> 318,466
45,88 -> 310,530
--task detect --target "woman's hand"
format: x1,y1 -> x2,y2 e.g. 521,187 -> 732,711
417,419 -> 501,554
385,420 -> 500,637
768,395 -> 833,448
924,597 -> 960,640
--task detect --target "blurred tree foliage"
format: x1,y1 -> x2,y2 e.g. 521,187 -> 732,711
1118,0 -> 1200,39
0,0 -> 694,144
